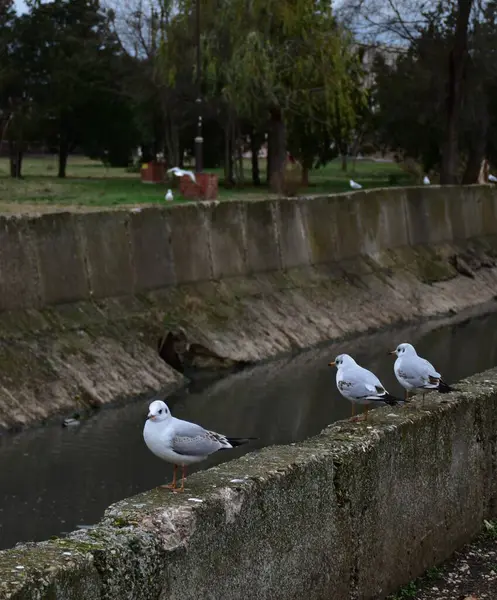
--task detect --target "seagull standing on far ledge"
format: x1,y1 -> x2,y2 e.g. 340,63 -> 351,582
389,343 -> 455,404
329,354 -> 402,421
423,175 -> 430,185
489,174 -> 497,183
167,166 -> 196,183
143,400 -> 253,492
165,189 -> 173,201
349,179 -> 362,190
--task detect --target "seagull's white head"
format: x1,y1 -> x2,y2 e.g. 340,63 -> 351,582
328,353 -> 356,369
390,343 -> 417,357
147,400 -> 171,423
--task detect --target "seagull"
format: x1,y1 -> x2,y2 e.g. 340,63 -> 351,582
423,175 -> 430,185
489,174 -> 497,183
349,179 -> 362,190
167,167 -> 196,184
143,400 -> 253,492
165,189 -> 173,201
389,343 -> 455,404
328,354 -> 402,421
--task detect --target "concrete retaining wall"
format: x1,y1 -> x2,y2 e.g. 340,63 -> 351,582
1,185 -> 496,310
2,186 -> 497,430
2,368 -> 496,600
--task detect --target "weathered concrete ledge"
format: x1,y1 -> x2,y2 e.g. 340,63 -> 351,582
2,185 -> 497,429
2,368 -> 496,600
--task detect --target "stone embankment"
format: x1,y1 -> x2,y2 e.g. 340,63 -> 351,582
1,186 -> 497,429
1,368 -> 496,599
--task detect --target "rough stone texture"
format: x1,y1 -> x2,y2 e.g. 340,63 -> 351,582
275,198 -> 311,268
0,187 -> 497,430
1,369 -> 497,600
128,208 -> 176,291
27,212 -> 89,305
76,211 -> 134,298
167,203 -> 213,283
245,200 -> 281,272
0,216 -> 41,310
209,201 -> 248,278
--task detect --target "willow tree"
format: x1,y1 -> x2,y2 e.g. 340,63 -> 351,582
202,0 -> 364,190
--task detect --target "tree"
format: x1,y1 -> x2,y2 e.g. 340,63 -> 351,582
339,0 -> 480,184
20,0 -> 128,177
440,0 -> 474,183
0,1 -> 28,178
202,0 -> 364,190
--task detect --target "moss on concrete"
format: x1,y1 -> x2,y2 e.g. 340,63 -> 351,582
2,368 -> 497,599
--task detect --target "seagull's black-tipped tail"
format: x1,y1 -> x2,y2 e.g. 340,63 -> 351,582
383,393 -> 403,406
225,437 -> 257,448
437,380 -> 456,393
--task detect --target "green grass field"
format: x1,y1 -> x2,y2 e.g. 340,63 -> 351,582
0,155 -> 414,213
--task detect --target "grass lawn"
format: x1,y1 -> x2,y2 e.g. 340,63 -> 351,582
0,155 -> 414,213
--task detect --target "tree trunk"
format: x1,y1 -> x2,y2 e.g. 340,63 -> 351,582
141,144 -> 153,163
223,120 -> 234,187
165,116 -> 180,168
341,153 -> 348,172
462,100 -> 488,184
301,165 -> 309,186
9,140 -> 22,178
268,106 -> 287,193
58,136 -> 69,179
250,132 -> 261,186
440,0 -> 473,184
266,136 -> 272,184
236,124 -> 244,185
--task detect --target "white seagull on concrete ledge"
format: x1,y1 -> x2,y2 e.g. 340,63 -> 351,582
389,343 -> 456,403
165,189 -> 173,201
143,400 -> 254,492
167,167 -> 196,183
489,174 -> 497,183
329,354 -> 402,421
423,175 -> 430,185
349,179 -> 362,190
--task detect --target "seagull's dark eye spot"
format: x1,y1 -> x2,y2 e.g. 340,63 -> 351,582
158,409 -> 163,414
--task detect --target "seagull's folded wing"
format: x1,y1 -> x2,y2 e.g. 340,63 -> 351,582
399,357 -> 440,386
338,370 -> 386,400
171,420 -> 223,456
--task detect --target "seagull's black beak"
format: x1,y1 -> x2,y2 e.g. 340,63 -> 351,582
328,361 -> 335,367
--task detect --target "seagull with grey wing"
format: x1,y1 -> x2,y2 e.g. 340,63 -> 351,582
143,400 -> 253,492
328,354 -> 402,421
389,343 -> 455,403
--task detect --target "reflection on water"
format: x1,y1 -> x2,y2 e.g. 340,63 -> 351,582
1,309 -> 497,550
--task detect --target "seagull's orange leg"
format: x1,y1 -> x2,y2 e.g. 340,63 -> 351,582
363,405 -> 369,421
405,389 -> 409,402
351,402 -> 360,421
174,465 -> 186,493
161,464 -> 177,490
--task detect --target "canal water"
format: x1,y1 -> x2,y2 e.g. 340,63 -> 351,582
2,307 -> 497,551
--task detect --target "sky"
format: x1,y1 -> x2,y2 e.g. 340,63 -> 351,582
14,0 -> 27,14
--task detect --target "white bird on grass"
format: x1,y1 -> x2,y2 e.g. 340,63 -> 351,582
488,174 -> 497,183
165,189 -> 173,202
389,343 -> 455,404
328,354 -> 402,421
167,167 -> 196,183
143,400 -> 254,492
349,179 -> 362,190
423,175 -> 430,185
